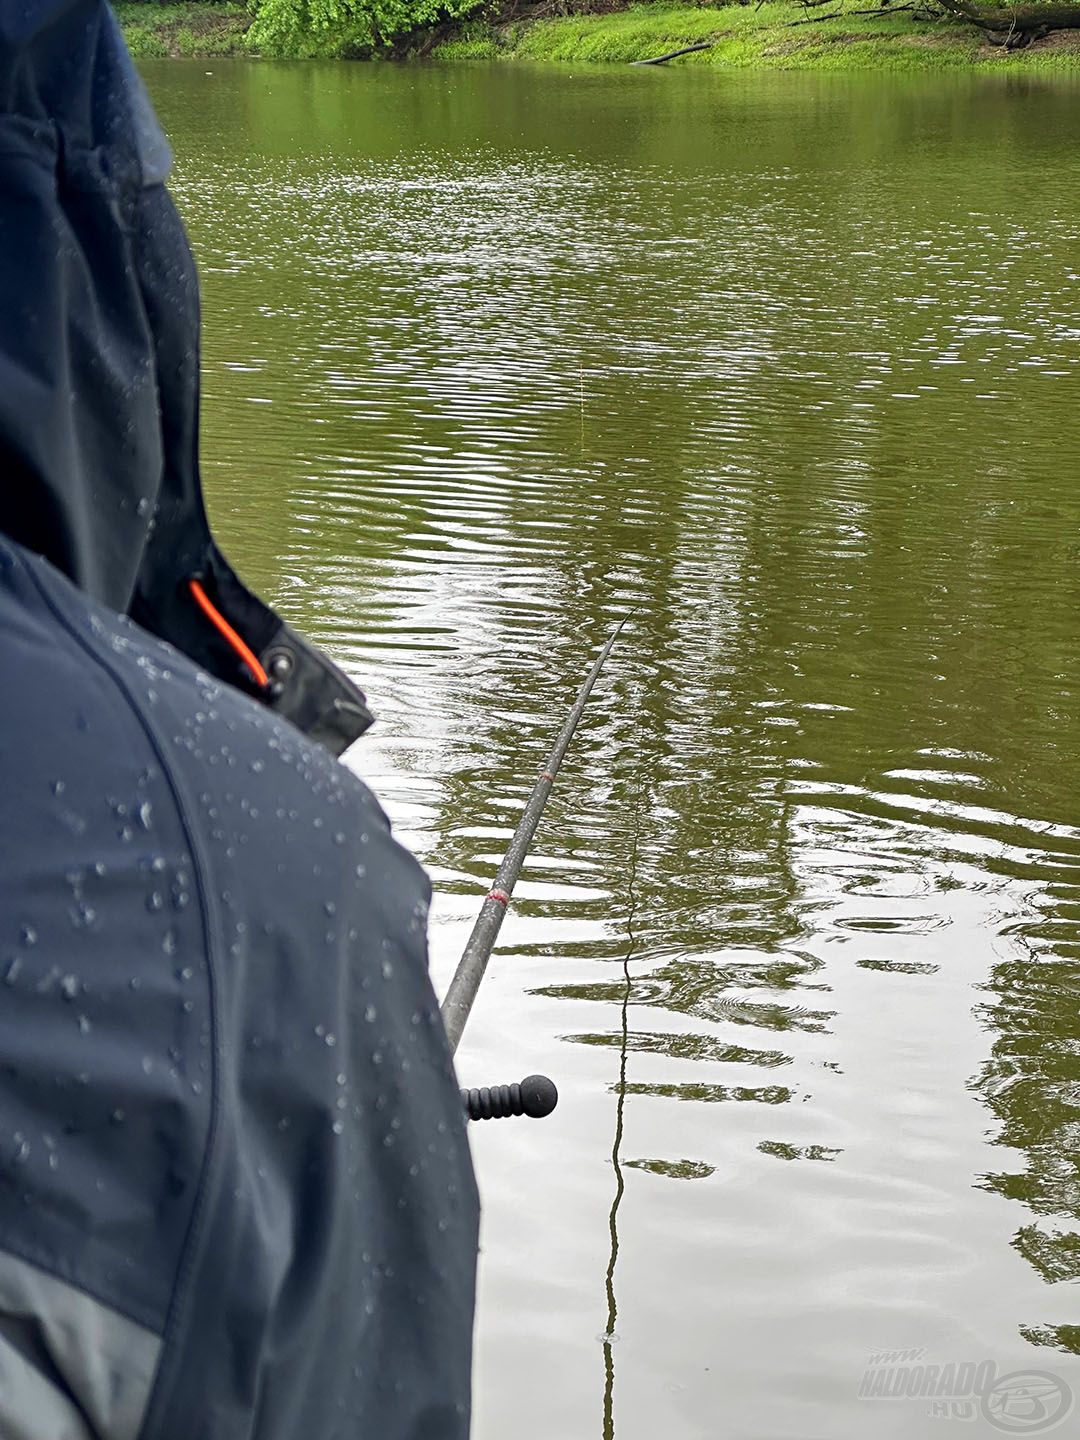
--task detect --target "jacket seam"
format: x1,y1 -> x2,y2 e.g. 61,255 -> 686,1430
17,557 -> 226,1440
0,1235 -> 162,1340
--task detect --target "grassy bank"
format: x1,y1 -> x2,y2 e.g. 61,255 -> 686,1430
432,1 -> 1080,69
116,2 -> 253,56
116,0 -> 1080,66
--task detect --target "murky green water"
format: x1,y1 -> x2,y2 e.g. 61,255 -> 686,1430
143,58 -> 1080,1438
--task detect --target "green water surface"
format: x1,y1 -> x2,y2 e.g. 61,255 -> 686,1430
143,59 -> 1080,1439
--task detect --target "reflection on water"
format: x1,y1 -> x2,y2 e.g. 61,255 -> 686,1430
600,804 -> 638,1440
143,58 -> 1080,1439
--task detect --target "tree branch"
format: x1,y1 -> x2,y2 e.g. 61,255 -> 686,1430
630,40 -> 714,61
930,0 -> 1080,32
786,4 -> 912,21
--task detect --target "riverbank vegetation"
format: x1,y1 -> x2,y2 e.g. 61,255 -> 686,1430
429,1 -> 1080,67
117,2 -> 252,54
118,0 -> 1080,64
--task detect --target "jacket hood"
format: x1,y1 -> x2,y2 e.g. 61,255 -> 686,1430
0,0 -> 373,754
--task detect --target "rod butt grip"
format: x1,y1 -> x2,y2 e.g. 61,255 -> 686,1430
462,1074 -> 559,1121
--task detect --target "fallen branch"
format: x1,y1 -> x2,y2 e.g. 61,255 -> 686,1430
931,0 -> 1080,33
786,4 -> 912,19
631,40 -> 715,62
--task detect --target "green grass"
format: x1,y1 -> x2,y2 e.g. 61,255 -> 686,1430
430,0 -> 1080,69
434,19 -> 502,55
115,3 -> 254,56
114,0 -> 1080,66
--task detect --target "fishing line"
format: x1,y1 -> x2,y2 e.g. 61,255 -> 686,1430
600,776 -> 643,1439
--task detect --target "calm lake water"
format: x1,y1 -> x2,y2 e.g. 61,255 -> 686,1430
142,58 -> 1080,1439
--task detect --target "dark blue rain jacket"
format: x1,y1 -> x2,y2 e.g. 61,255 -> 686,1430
0,5 -> 479,1437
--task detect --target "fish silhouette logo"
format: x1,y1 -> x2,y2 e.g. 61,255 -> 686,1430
981,1371 -> 1072,1434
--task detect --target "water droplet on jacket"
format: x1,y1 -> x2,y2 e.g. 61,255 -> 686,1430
4,957 -> 22,986
60,975 -> 80,1001
142,1056 -> 154,1075
332,1120 -> 345,1135
110,1109 -> 125,1125
325,1033 -> 337,1047
12,1134 -> 29,1164
364,1004 -> 377,1023
163,929 -> 178,955
19,925 -> 37,947
77,1015 -> 91,1035
146,892 -> 164,913
51,779 -> 65,798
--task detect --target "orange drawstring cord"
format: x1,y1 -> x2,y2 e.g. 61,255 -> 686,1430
188,578 -> 270,689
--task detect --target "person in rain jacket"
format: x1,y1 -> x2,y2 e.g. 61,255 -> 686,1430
0,3 -> 479,1436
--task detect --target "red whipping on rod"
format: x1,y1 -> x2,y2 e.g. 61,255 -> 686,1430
443,618 -> 628,1121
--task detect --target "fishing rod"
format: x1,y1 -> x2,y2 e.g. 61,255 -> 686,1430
445,617 -> 627,1122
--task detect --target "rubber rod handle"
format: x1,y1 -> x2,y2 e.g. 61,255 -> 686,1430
461,1074 -> 559,1121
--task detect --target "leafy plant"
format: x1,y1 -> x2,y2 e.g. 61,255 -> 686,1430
249,0 -> 485,55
